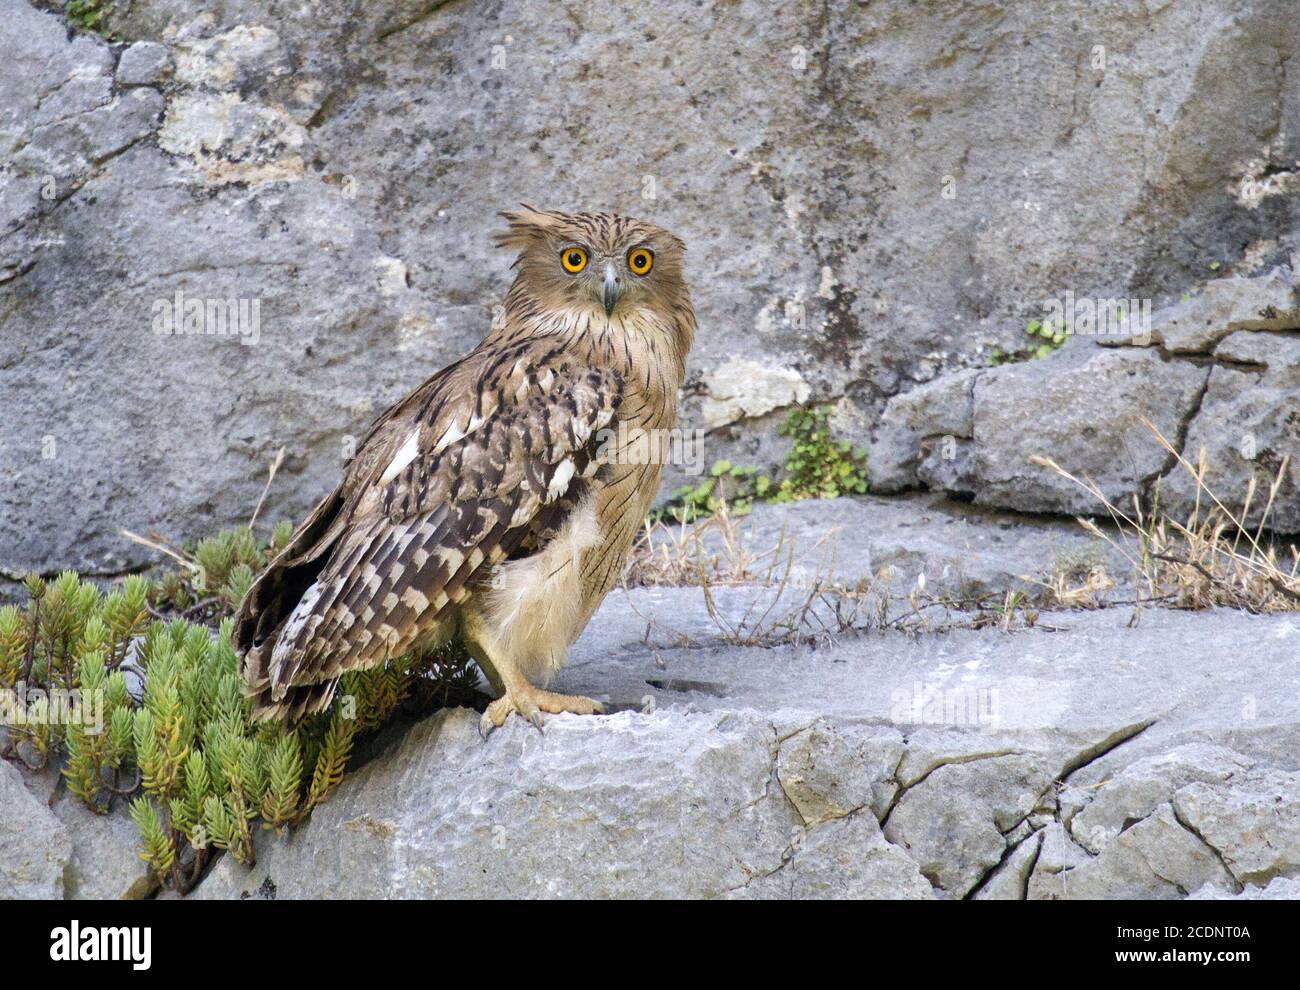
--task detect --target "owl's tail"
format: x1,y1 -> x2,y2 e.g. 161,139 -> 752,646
233,489 -> 347,727
240,630 -> 342,727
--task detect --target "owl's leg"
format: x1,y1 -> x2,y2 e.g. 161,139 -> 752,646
475,651 -> 603,739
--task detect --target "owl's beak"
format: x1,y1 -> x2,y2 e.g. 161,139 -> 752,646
602,262 -> 622,316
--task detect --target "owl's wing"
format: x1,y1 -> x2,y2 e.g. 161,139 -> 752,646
242,343 -> 623,722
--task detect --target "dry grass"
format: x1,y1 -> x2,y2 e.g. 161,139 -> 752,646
1031,418 -> 1300,614
623,499 -> 1048,647
625,500 -> 793,588
1037,544 -> 1118,608
624,417 -> 1300,649
624,501 -> 858,645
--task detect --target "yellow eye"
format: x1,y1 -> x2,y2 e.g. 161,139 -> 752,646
560,247 -> 588,273
627,248 -> 654,276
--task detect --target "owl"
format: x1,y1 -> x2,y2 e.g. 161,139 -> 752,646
233,207 -> 697,736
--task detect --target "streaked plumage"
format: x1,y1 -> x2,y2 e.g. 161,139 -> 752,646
233,207 -> 696,732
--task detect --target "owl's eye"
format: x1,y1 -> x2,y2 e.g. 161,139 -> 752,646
560,247 -> 588,273
627,248 -> 654,276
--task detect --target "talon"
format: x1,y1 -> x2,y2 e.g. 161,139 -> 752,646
477,680 -> 603,739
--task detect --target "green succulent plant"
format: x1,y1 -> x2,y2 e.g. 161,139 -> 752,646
651,405 -> 867,522
1,556 -> 479,893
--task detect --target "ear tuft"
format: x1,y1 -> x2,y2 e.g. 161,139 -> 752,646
493,204 -> 560,251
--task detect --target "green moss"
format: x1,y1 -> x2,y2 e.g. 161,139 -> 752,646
65,0 -> 117,38
988,317 -> 1068,365
651,405 -> 867,522
772,406 -> 868,502
652,461 -> 775,523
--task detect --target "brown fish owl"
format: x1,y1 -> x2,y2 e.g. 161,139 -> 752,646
233,207 -> 696,736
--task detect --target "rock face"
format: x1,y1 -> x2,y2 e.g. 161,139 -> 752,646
0,759 -> 157,900
191,588 -> 1300,900
868,345 -> 1213,515
1158,332 -> 1300,532
196,706 -> 935,900
1192,876 -> 1300,900
689,493 -> 1128,598
3,0 -> 1299,899
869,268 -> 1300,526
4,0 -> 1300,581
0,759 -> 69,899
0,496 -> 1295,900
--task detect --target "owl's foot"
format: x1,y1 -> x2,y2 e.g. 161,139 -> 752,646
478,684 -> 604,739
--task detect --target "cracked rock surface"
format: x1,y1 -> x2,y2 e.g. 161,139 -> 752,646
191,589 -> 1300,899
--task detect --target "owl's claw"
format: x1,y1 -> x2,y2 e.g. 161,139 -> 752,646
478,683 -> 605,740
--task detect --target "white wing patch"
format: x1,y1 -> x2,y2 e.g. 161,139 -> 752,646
547,458 -> 576,500
380,427 -> 422,485
271,578 -> 325,685
433,421 -> 466,453
432,414 -> 486,455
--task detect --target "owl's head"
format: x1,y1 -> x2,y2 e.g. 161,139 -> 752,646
494,206 -> 692,328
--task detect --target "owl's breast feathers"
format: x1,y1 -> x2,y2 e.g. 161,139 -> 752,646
232,334 -> 649,725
